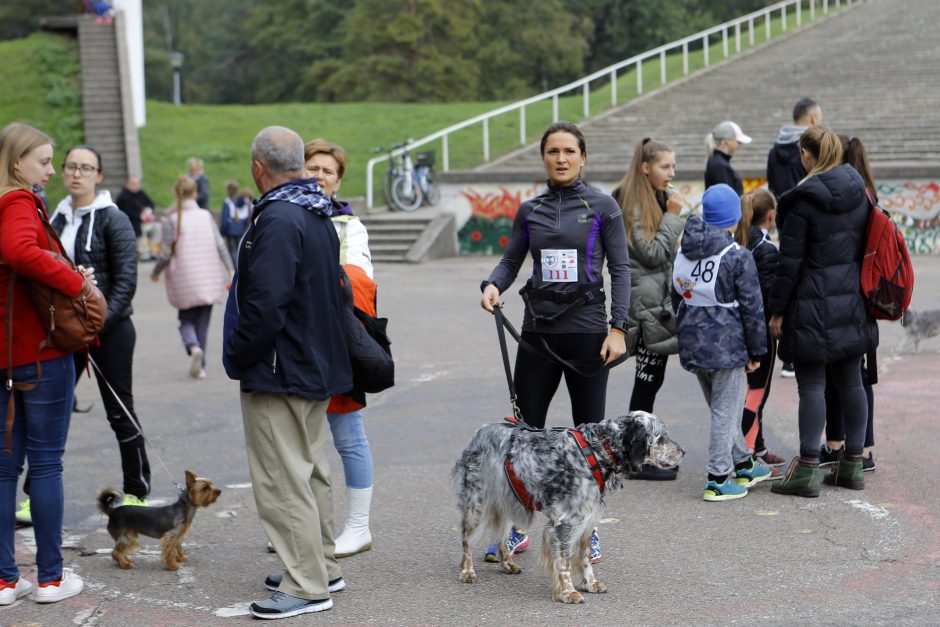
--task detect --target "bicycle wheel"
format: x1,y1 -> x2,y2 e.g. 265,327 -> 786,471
422,171 -> 441,206
390,175 -> 422,212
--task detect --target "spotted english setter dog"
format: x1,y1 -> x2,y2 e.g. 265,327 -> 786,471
453,411 -> 684,604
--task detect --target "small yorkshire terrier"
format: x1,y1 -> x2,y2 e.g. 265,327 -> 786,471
98,470 -> 221,571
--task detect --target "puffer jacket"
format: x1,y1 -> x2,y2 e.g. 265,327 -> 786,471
768,164 -> 879,364
766,124 -> 808,203
672,216 -> 766,373
747,225 -> 778,319
625,197 -> 684,354
50,190 -> 137,334
153,199 -> 234,310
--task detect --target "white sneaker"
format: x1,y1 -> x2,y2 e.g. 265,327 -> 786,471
197,368 -> 207,379
0,577 -> 32,605
189,347 -> 204,378
34,569 -> 83,603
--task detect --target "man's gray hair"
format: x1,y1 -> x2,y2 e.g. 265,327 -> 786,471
251,126 -> 304,174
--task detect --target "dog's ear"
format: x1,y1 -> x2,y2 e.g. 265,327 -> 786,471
622,420 -> 650,471
185,470 -> 196,489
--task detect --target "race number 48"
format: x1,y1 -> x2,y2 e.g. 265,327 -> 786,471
690,259 -> 716,283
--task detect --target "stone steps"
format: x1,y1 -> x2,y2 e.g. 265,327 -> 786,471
473,0 -> 940,181
360,215 -> 434,263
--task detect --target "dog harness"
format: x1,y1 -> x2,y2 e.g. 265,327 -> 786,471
502,416 -> 618,512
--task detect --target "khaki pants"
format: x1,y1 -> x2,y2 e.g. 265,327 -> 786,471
241,391 -> 339,600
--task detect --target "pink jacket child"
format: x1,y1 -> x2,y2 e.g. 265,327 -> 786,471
151,176 -> 233,378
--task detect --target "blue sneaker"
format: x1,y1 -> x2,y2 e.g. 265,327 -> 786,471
507,526 -> 529,554
590,529 -> 602,564
703,478 -> 748,502
735,459 -> 773,487
484,544 -> 499,563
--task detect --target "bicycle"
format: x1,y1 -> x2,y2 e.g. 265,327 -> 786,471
376,142 -> 441,212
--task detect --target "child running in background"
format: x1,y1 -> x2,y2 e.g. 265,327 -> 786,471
672,184 -> 772,501
735,189 -> 786,467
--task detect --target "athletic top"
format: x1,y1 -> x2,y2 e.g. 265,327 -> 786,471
484,179 -> 630,334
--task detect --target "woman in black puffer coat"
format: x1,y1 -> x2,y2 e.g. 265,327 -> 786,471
48,145 -> 150,504
767,127 -> 878,497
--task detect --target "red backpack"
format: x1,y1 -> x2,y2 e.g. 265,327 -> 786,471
860,188 -> 914,321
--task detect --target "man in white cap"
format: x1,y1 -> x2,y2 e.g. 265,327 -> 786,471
704,120 -> 752,196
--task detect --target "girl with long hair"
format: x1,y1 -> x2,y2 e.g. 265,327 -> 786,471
769,126 -> 878,496
613,138 -> 685,480
151,175 -> 234,379
0,123 -> 86,603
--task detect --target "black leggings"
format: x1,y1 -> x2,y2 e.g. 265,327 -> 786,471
742,334 -> 777,452
514,331 -> 609,429
824,359 -> 875,448
796,355 -> 867,458
79,316 -> 151,497
628,338 -> 669,413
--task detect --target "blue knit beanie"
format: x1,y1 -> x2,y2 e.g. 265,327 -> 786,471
702,184 -> 742,228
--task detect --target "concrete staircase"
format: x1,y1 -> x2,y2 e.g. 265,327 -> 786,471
76,14 -> 139,194
475,0 -> 940,182
361,213 -> 434,263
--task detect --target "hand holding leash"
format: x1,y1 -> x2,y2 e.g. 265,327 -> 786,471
600,328 -> 626,365
481,283 -> 501,312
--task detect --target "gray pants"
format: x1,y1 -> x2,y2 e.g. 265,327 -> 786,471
696,367 -> 751,477
178,305 -> 212,367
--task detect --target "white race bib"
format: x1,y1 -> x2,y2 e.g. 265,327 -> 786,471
541,249 -> 578,282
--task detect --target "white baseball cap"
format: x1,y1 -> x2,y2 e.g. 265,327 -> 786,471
712,121 -> 752,144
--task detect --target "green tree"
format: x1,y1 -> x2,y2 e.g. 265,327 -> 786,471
315,0 -> 481,102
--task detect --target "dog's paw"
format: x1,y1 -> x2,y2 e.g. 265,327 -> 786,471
555,590 -> 584,604
501,560 -> 522,575
458,569 -> 477,584
584,580 -> 607,594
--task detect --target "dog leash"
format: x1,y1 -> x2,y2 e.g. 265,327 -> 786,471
492,306 -> 526,424
88,355 -> 184,495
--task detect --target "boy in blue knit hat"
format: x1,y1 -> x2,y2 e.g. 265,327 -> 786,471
672,184 -> 772,501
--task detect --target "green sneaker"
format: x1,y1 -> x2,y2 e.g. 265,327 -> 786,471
14,499 -> 31,526
823,453 -> 864,490
122,494 -> 149,507
771,458 -> 820,498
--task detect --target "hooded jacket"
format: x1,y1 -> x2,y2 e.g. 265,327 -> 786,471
766,124 -> 808,203
768,164 -> 878,364
50,190 -> 137,334
485,179 -> 630,334
224,179 -> 352,401
747,225 -> 778,319
671,216 -> 766,373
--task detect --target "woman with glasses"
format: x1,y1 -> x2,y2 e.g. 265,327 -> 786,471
48,145 -> 151,507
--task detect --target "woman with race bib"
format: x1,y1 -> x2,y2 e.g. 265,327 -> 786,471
480,121 -> 631,563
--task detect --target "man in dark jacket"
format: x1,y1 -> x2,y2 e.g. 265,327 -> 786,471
224,126 -> 352,618
766,98 -> 822,202
115,176 -> 153,238
188,157 -> 211,209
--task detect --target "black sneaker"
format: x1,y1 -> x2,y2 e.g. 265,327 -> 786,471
780,362 -> 795,378
863,454 -> 875,472
628,464 -> 679,480
264,572 -> 345,593
249,591 -> 332,619
818,444 -> 841,467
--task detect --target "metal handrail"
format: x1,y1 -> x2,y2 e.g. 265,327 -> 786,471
366,0 -> 851,208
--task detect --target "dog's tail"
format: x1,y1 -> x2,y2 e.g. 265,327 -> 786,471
98,488 -> 122,515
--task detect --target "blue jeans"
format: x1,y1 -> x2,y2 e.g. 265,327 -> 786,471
327,411 -> 373,489
0,355 -> 75,584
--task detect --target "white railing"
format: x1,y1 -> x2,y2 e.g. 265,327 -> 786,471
366,0 -> 851,208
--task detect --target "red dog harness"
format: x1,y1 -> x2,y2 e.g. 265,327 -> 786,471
502,417 -> 618,513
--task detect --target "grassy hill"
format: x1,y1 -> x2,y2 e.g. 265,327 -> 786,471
0,31 -> 82,199
1,6 -> 808,209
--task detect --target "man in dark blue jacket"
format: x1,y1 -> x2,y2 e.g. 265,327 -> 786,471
225,125 -> 352,619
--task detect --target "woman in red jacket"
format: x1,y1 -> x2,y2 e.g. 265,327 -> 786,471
0,123 -> 87,603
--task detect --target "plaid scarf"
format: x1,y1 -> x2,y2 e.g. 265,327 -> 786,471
254,178 -> 332,217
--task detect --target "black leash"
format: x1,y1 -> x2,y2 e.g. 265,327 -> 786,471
493,306 -> 525,424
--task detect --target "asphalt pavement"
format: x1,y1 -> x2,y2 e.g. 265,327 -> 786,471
5,254 -> 940,626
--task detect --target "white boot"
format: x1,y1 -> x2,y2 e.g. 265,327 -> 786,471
334,487 -> 373,558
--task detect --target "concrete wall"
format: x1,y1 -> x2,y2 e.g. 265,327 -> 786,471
440,178 -> 940,256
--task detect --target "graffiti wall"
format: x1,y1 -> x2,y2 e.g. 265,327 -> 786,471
448,179 -> 940,255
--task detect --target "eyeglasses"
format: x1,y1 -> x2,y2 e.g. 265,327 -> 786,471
63,163 -> 99,176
